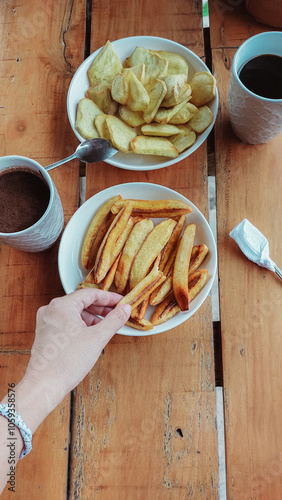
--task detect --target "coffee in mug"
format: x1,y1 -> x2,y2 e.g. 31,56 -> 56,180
0,156 -> 64,252
228,32 -> 282,144
0,168 -> 50,233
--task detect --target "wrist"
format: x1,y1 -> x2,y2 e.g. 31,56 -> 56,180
1,374 -> 60,435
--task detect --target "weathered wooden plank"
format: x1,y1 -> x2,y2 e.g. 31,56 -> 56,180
71,303 -> 218,499
0,0 -> 85,351
209,0 -> 275,49
0,0 -> 86,497
91,0 -> 205,58
0,353 -> 70,499
70,0 -> 218,497
213,47 -> 282,499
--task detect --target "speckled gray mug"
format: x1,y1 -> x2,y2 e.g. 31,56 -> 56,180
228,32 -> 282,144
0,156 -> 64,252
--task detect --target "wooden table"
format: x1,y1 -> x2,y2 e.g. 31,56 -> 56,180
0,1 -> 281,498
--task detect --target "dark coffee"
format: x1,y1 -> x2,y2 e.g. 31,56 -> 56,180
0,168 -> 50,233
239,54 -> 282,99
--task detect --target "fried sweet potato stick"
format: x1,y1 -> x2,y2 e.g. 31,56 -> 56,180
150,272 -> 173,306
111,199 -> 192,218
130,297 -> 149,320
151,269 -> 209,325
115,218 -> 154,294
151,243 -> 209,306
189,244 -> 209,275
94,203 -> 133,283
159,215 -> 185,271
101,254 -> 121,291
126,317 -> 154,331
81,195 -> 121,270
129,218 -> 176,289
173,223 -> 196,311
118,261 -> 165,310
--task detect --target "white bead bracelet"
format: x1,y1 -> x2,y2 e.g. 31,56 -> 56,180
0,403 -> 32,459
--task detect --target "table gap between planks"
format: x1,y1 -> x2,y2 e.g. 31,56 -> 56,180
209,2 -> 282,500
0,0 -> 220,498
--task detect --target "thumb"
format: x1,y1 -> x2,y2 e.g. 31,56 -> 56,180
88,303 -> 132,350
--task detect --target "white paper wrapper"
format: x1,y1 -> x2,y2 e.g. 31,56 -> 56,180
229,218 -> 276,272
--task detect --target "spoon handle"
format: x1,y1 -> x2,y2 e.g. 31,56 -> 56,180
45,153 -> 77,171
274,264 -> 282,280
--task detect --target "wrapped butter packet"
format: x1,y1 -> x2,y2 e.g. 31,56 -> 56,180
229,218 -> 276,272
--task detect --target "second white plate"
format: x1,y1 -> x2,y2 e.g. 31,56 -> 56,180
58,182 -> 217,336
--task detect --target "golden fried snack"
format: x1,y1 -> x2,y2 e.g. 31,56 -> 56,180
150,272 -> 173,306
77,267 -> 100,289
111,199 -> 192,218
94,203 -> 133,283
126,317 -> 154,331
131,136 -> 178,158
150,292 -> 178,325
173,223 -> 196,311
81,195 -> 121,270
130,297 -> 149,320
129,219 -> 176,289
115,218 -> 154,294
101,254 -> 121,291
151,269 -> 209,325
118,261 -> 165,310
162,243 -> 178,276
151,242 -> 209,305
189,244 -> 209,275
159,215 -> 185,272
77,281 -> 100,290
188,269 -> 209,302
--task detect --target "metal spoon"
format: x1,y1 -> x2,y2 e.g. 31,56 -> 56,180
45,138 -> 117,171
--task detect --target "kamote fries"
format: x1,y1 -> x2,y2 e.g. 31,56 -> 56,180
78,194 -> 211,331
81,194 -> 121,270
173,223 -> 196,311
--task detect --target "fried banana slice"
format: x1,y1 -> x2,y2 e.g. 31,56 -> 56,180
151,269 -> 209,325
151,243 -> 209,305
151,292 -> 178,325
126,317 -> 154,331
111,199 -> 192,218
118,261 -> 165,310
77,268 -> 100,289
77,282 -> 100,290
159,215 -> 185,272
149,272 -> 173,306
189,244 -> 209,275
173,223 -> 196,311
101,254 -> 121,291
81,195 -> 121,270
115,218 -> 154,294
130,297 -> 149,320
94,203 -> 133,283
130,219 -> 176,289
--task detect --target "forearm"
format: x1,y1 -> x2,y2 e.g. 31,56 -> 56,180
0,374 -> 62,495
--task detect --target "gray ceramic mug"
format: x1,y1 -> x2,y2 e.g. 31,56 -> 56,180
0,155 -> 64,252
228,32 -> 282,144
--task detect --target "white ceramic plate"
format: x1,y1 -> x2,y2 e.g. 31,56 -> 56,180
58,183 -> 217,336
67,36 -> 218,171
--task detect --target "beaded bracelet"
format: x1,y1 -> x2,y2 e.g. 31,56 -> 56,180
0,404 -> 32,459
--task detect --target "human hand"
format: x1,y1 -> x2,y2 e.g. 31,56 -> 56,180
17,289 -> 131,432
